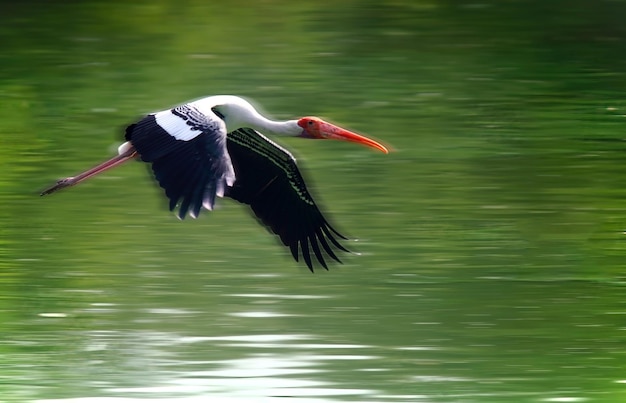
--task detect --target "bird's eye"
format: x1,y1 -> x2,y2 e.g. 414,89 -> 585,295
307,120 -> 314,126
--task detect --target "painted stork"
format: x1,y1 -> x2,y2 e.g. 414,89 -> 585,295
41,95 -> 388,270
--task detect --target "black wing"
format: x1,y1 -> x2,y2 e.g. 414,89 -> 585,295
225,128 -> 349,271
125,106 -> 235,219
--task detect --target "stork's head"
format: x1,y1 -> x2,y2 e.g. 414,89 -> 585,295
297,117 -> 389,154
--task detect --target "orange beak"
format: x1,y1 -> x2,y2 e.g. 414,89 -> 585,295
297,117 -> 389,154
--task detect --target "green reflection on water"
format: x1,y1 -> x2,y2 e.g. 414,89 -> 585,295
2,0 -> 626,402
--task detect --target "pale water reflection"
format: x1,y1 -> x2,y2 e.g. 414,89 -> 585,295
24,281 -> 620,403
38,332 -> 382,402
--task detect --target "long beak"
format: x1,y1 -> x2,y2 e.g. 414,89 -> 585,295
41,146 -> 137,196
320,122 -> 389,154
298,117 -> 389,154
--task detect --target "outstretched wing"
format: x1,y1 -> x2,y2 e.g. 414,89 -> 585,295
125,104 -> 235,219
225,128 -> 349,271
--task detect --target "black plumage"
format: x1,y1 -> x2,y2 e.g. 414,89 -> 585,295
125,114 -> 348,271
125,112 -> 233,219
225,128 -> 348,270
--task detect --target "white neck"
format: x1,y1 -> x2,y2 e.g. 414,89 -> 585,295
247,117 -> 300,136
192,95 -> 301,136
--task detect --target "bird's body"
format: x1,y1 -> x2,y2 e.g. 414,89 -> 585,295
42,95 -> 388,270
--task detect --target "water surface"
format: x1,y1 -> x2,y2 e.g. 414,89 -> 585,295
2,1 -> 626,402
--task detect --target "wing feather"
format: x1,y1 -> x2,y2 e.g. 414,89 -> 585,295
125,106 -> 235,219
225,128 -> 348,271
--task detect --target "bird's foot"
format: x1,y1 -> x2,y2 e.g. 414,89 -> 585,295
40,177 -> 76,196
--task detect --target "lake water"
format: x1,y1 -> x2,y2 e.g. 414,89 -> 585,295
2,1 -> 626,402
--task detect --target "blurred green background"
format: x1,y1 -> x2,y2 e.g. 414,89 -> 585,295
2,0 -> 626,402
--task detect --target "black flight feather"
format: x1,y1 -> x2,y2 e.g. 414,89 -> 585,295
125,112 -> 233,219
125,112 -> 349,270
225,128 -> 348,271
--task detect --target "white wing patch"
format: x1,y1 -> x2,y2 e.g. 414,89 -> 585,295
153,109 -> 201,141
153,105 -> 225,142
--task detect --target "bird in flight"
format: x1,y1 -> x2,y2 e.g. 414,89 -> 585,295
41,95 -> 388,270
